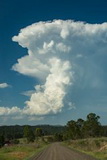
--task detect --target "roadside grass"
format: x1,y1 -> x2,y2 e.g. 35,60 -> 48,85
63,137 -> 107,160
0,138 -> 49,160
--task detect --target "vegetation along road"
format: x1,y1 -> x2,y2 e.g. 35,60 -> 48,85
33,143 -> 97,160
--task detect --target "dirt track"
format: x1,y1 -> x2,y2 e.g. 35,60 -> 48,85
33,143 -> 98,160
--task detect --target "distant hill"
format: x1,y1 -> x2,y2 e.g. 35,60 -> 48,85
0,125 -> 65,139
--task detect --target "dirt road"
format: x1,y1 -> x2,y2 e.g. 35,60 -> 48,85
33,143 -> 98,160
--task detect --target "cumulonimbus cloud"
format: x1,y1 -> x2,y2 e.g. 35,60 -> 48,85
1,20 -> 107,119
11,20 -> 107,116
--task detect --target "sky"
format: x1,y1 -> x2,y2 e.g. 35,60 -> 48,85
0,0 -> 107,125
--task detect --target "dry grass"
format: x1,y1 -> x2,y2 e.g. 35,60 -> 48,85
9,151 -> 28,159
64,137 -> 107,160
0,140 -> 48,160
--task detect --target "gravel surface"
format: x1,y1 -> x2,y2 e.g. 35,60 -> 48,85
33,143 -> 98,160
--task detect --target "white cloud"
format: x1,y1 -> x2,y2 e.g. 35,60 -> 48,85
24,58 -> 72,115
12,115 -> 24,120
56,43 -> 71,53
11,19 -> 107,116
0,106 -> 21,116
28,116 -> 44,121
0,83 -> 10,88
1,19 -> 107,120
68,102 -> 76,110
12,55 -> 49,79
76,54 -> 83,58
21,90 -> 35,97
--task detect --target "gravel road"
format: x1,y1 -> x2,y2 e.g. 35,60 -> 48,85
33,143 -> 98,160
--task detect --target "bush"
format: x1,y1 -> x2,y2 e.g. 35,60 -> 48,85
13,139 -> 19,144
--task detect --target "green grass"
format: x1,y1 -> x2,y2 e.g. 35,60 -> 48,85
0,141 -> 49,160
64,137 -> 107,160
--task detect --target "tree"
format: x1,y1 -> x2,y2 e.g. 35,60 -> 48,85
35,128 -> 43,137
76,118 -> 84,128
87,113 -> 100,122
0,134 -> 4,147
23,125 -> 35,142
12,139 -> 19,144
66,120 -> 80,139
76,118 -> 84,138
54,133 -> 63,141
83,113 -> 101,137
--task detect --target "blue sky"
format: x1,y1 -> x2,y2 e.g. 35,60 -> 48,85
0,0 -> 107,125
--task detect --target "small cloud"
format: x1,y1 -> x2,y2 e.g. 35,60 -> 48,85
21,90 -> 35,97
68,102 -> 76,110
76,54 -> 83,58
12,115 -> 23,120
0,83 -> 11,89
28,116 -> 44,121
0,106 -> 21,116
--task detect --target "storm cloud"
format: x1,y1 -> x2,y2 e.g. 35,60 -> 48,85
11,20 -> 107,116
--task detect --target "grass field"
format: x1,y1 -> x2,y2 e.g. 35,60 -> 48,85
0,139 -> 48,160
64,137 -> 107,160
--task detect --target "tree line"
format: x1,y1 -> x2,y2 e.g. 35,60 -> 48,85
63,113 -> 103,140
50,113 -> 107,142
0,125 -> 65,146
0,113 -> 107,146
